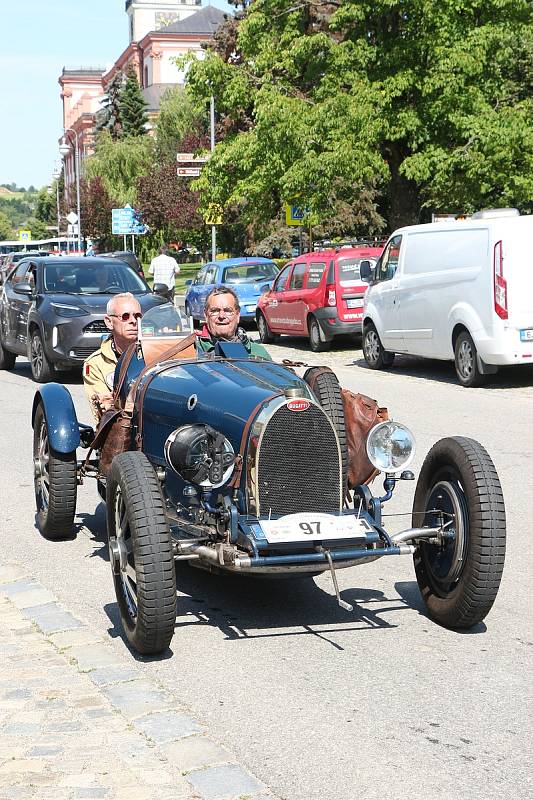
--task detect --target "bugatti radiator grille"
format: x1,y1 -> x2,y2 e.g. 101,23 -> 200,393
255,403 -> 341,516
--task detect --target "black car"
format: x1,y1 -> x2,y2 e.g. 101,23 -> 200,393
0,256 -> 168,382
99,251 -> 144,279
0,251 -> 53,285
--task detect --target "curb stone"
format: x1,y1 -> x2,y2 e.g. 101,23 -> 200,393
0,561 -> 280,800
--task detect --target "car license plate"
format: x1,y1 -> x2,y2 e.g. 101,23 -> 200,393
346,299 -> 363,309
259,513 -> 372,544
520,328 -> 533,342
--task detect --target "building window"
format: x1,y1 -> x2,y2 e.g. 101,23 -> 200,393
144,66 -> 149,87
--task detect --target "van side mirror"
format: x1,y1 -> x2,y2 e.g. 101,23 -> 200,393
153,282 -> 172,301
360,260 -> 373,283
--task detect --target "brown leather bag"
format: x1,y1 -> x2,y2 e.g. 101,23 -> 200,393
341,389 -> 389,488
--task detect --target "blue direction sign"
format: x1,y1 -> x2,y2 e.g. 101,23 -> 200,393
112,205 -> 146,235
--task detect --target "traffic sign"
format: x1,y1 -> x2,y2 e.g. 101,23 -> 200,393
177,153 -> 209,163
177,167 -> 201,178
203,203 -> 223,226
66,211 -> 78,225
18,230 -> 31,241
285,204 -> 309,227
111,205 -> 146,235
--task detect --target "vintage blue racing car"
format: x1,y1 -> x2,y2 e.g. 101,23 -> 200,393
32,305 -> 506,654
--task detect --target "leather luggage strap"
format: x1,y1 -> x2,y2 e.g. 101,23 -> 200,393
228,392 -> 284,489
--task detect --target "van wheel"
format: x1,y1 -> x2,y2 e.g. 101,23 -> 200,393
454,331 -> 485,388
257,312 -> 279,344
309,317 -> 329,353
363,323 -> 394,369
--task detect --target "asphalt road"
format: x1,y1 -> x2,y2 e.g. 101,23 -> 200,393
1,340 -> 532,800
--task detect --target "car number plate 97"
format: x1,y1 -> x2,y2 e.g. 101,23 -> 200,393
259,513 -> 372,544
520,328 -> 533,342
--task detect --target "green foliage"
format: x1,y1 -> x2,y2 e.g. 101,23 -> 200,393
35,186 -> 56,226
24,217 -> 50,239
96,71 -> 124,140
155,86 -> 207,162
0,211 -> 15,240
85,131 -> 154,206
119,68 -> 149,139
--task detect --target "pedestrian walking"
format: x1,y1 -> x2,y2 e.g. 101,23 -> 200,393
149,245 -> 179,300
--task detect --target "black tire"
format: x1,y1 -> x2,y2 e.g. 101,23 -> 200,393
29,329 -> 55,383
256,312 -> 279,344
303,367 -> 348,495
362,323 -> 394,369
412,436 -> 505,629
454,330 -> 486,387
33,404 -> 77,539
107,452 -> 176,655
308,316 -> 329,353
0,336 -> 16,370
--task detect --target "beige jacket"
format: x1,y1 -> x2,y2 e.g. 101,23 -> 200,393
83,337 -> 118,422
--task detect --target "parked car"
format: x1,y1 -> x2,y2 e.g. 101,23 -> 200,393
361,210 -> 533,386
185,257 -> 279,322
99,250 -> 145,279
256,246 -> 383,351
0,251 -> 53,285
0,256 -> 168,382
31,303 -> 506,655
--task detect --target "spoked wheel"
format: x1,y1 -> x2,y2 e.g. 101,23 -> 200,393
107,452 -> 176,655
454,331 -> 485,387
30,330 -> 55,383
412,436 -> 506,629
256,312 -> 279,344
303,367 -> 348,496
362,323 -> 394,369
33,404 -> 77,539
309,316 -> 329,353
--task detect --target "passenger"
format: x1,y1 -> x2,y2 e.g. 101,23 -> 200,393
196,287 -> 271,359
83,292 -> 142,422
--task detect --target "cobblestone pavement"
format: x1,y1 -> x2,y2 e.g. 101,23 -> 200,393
0,562 -> 279,800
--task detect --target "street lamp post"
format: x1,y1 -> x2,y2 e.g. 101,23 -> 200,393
59,129 -> 82,253
52,166 -> 61,251
210,95 -> 216,262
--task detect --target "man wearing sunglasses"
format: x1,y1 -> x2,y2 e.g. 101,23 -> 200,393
83,292 -> 142,421
196,287 -> 270,359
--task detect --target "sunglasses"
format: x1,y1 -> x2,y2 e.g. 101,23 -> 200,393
109,311 -> 143,322
206,307 -> 238,317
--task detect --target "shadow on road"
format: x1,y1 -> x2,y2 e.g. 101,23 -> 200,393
394,580 -> 487,634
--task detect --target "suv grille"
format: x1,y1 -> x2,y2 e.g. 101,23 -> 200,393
255,403 -> 341,516
83,320 -> 107,334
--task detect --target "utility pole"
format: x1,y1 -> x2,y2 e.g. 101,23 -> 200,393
210,95 -> 216,262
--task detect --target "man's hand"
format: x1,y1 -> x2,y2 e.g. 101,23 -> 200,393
91,391 -> 114,416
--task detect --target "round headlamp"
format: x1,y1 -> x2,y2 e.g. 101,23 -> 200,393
366,421 -> 415,473
164,424 -> 235,488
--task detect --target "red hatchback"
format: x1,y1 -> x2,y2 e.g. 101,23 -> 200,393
256,246 -> 383,351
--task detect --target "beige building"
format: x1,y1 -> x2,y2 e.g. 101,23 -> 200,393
58,0 -> 225,203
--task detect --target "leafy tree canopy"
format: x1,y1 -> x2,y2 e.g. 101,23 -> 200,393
0,211 -> 15,240
119,68 -> 149,139
155,86 -> 207,162
85,131 -> 154,206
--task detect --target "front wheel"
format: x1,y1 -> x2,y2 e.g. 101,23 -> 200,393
362,323 -> 394,369
454,331 -> 485,387
107,452 -> 176,655
412,436 -> 505,629
256,312 -> 279,344
30,330 -> 55,383
33,404 -> 77,539
309,316 -> 329,353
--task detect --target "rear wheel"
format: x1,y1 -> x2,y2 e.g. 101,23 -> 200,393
412,436 -> 505,629
303,367 -> 348,495
309,316 -> 329,353
363,323 -> 394,369
107,452 -> 176,655
257,312 -> 279,344
29,330 -> 55,383
454,331 -> 485,387
33,404 -> 77,539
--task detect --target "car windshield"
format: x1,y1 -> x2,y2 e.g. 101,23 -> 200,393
43,261 -> 147,294
222,263 -> 278,284
138,302 -> 193,340
338,257 -> 379,286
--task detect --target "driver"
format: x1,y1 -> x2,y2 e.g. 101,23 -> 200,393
83,292 -> 142,421
196,287 -> 271,359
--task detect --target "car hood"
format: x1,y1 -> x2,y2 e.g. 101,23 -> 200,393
47,293 -> 166,314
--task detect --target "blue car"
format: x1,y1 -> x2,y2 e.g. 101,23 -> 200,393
185,257 -> 279,322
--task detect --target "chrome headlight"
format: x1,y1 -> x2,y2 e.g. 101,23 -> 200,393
164,424 -> 235,488
366,421 -> 415,473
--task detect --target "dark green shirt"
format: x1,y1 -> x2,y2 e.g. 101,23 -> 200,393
196,331 -> 271,360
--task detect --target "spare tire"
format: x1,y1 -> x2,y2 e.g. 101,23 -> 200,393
303,367 -> 348,496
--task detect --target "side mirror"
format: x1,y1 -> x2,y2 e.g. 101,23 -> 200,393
13,282 -> 34,296
185,279 -> 193,286
153,282 -> 172,301
260,283 -> 271,293
359,261 -> 373,283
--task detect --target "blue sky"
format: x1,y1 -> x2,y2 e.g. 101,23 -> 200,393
0,0 -> 228,190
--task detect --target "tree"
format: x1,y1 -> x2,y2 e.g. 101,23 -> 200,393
185,0 -> 533,233
85,131 -> 155,206
155,86 -> 207,162
96,71 -> 124,140
0,211 -> 15,240
80,177 -> 115,243
35,186 -> 56,226
119,68 -> 149,138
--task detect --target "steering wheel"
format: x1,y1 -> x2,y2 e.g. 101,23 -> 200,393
103,284 -> 121,293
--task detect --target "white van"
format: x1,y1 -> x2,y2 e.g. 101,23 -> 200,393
361,210 -> 533,386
